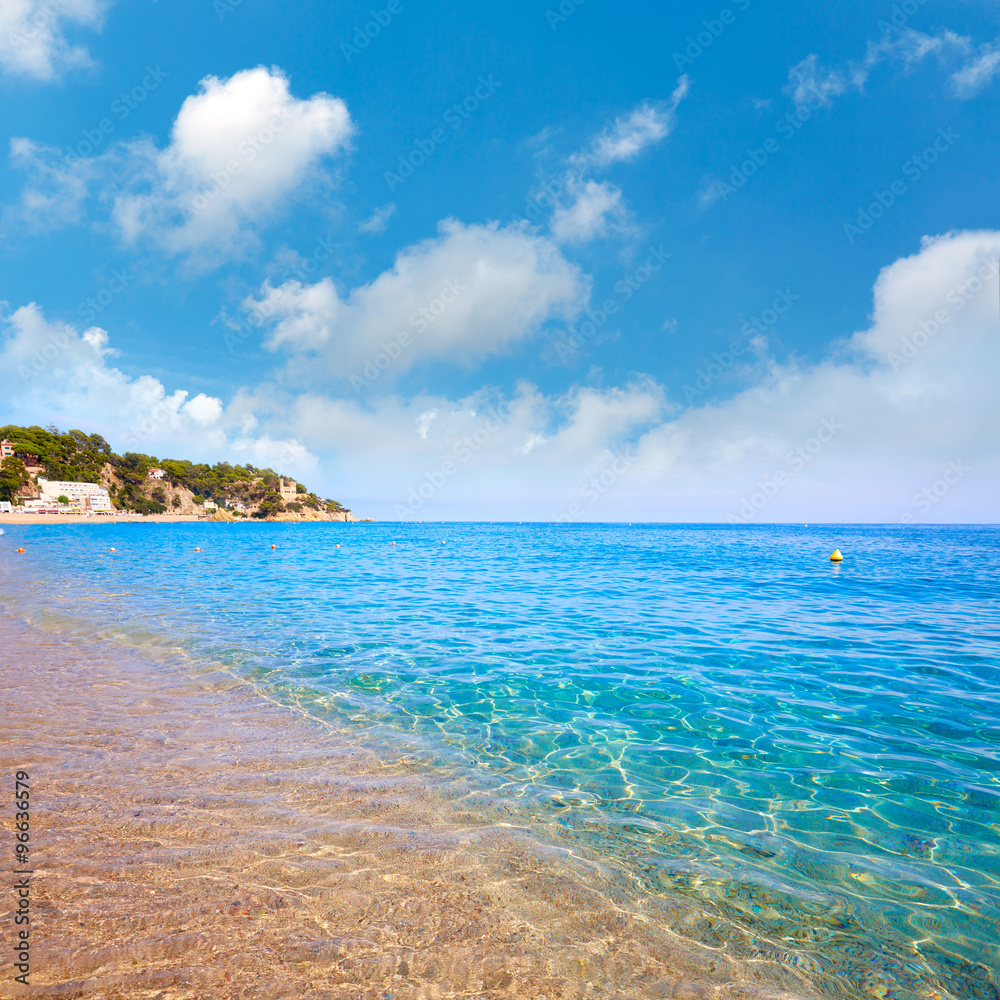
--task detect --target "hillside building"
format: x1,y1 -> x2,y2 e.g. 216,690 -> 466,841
279,478 -> 298,501
37,479 -> 113,512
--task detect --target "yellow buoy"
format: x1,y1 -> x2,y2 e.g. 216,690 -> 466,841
830,549 -> 843,562
17,547 -> 25,554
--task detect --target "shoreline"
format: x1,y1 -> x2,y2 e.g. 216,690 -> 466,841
0,612 -> 811,998
0,513 -> 364,525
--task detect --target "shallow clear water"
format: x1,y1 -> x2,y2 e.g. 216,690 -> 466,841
2,521 -> 999,998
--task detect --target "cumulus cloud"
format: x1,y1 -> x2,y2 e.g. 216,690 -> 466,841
0,303 -> 316,475
237,231 -> 1000,522
0,0 -> 107,82
245,219 -> 589,379
10,67 -> 354,265
5,234 -> 997,522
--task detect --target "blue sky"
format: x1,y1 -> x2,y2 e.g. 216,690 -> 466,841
1,0 -> 999,521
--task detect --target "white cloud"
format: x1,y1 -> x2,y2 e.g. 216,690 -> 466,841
575,77 -> 689,169
358,203 -> 395,234
0,0 -> 107,82
0,302 -> 315,476
784,53 -> 851,111
5,233 -> 997,522
538,77 -> 689,246
951,43 -> 1000,97
786,28 -> 999,111
237,230 -> 1000,522
246,219 -> 589,379
549,179 -> 626,245
8,136 -> 97,231
10,67 -> 354,266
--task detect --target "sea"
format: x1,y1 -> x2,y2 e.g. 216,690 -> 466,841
1,521 -> 998,998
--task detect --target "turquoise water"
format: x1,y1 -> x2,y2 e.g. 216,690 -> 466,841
2,522 -> 999,998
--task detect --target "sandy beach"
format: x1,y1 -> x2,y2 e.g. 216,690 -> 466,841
0,513 -> 204,525
0,514 -> 359,526
0,617 -> 812,999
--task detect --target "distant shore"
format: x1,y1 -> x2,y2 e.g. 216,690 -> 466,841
0,513 -> 362,525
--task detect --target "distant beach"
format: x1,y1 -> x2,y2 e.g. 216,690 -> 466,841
0,513 -> 203,524
0,513 -> 361,525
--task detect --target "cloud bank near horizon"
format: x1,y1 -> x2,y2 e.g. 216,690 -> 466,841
3,229 -> 998,522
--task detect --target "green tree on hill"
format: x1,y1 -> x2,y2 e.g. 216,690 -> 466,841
0,424 -> 330,515
0,457 -> 30,503
253,491 -> 285,518
0,425 -> 110,483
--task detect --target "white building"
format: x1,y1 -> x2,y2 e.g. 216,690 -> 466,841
279,478 -> 298,501
37,479 -> 113,512
148,468 -> 166,479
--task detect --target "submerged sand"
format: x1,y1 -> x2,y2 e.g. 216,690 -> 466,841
0,623 -> 815,999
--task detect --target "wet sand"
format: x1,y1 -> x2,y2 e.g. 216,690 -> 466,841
0,624 -> 815,999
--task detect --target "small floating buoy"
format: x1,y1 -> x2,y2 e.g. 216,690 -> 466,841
194,547 -> 202,552
270,544 -> 276,549
391,541 -> 396,545
441,540 -> 446,544
830,549 -> 843,562
335,544 -> 340,548
17,547 -> 25,553
109,547 -> 116,552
